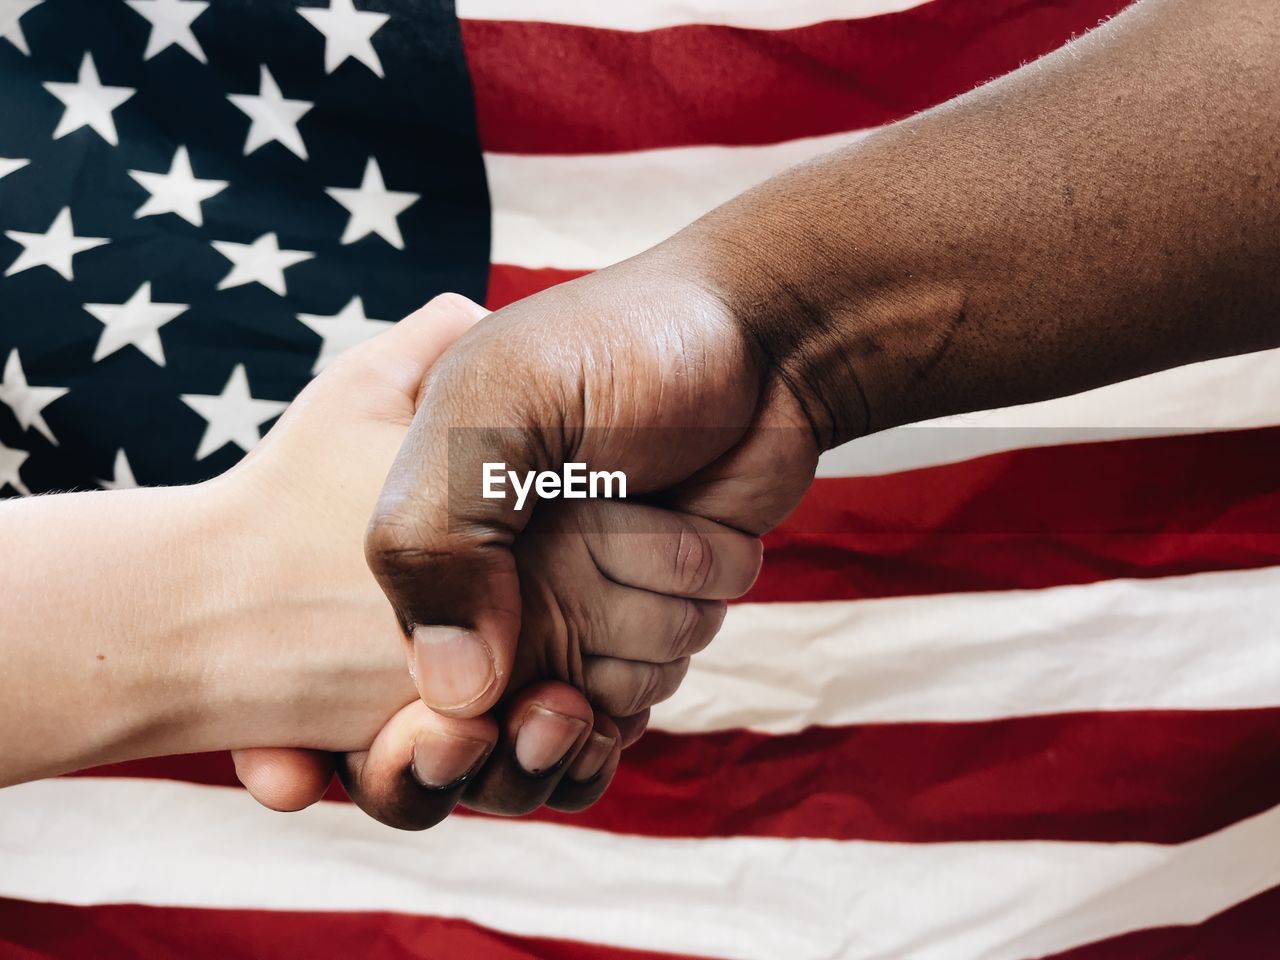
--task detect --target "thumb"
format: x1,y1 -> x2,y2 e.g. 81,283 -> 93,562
366,316 -> 581,718
329,293 -> 490,417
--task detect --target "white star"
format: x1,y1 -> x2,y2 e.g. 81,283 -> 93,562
129,146 -> 227,227
43,52 -> 136,146
326,157 -> 419,250
125,0 -> 208,63
212,232 -> 313,296
182,364 -> 287,460
297,296 -> 394,373
0,438 -> 30,496
98,449 -> 138,491
0,349 -> 67,446
5,207 -> 108,281
84,282 -> 189,366
299,0 -> 389,77
0,157 -> 29,181
227,65 -> 313,160
0,0 -> 41,57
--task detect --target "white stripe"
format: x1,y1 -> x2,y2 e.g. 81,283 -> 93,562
458,0 -> 933,32
486,130 -> 869,270
817,347 -> 1280,477
3,778 -> 1278,960
653,565 -> 1280,734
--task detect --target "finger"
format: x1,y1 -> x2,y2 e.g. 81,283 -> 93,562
262,293 -> 489,453
338,701 -> 498,831
366,275 -> 753,721
615,709 -> 650,748
664,382 -> 820,535
547,714 -> 622,813
461,681 -> 593,816
577,588 -> 726,663
578,502 -> 764,600
329,293 -> 490,414
231,748 -> 336,812
365,320 -> 561,719
580,656 -> 691,718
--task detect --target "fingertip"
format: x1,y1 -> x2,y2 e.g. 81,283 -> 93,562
410,710 -> 499,789
506,682 -> 595,778
506,680 -> 596,726
739,536 -> 766,599
413,292 -> 490,328
341,701 -> 499,831
566,715 -> 621,784
546,714 -> 623,813
413,624 -> 508,718
715,530 -> 766,600
615,709 -> 651,749
231,748 -> 335,813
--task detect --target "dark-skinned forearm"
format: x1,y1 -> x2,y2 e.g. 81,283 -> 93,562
664,0 -> 1279,448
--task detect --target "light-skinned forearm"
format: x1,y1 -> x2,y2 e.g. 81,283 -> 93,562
0,480 -> 411,786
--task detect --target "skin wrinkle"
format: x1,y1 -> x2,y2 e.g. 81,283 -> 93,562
697,228 -> 852,447
910,297 -> 969,386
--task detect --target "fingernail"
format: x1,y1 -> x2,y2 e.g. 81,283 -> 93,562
414,626 -> 496,711
567,732 -> 616,782
514,707 -> 587,776
411,730 -> 491,788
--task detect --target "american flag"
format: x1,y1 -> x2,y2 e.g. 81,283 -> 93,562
2,0 -> 1279,957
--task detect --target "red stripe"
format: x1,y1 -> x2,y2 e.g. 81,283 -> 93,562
750,426 -> 1280,602
0,899 -> 707,960
543,710 -> 1280,844
460,0 -> 1134,154
485,264 -> 587,310
78,707 -> 1280,844
1033,881 -> 1280,960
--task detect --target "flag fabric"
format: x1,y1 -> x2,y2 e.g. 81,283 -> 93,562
2,1 -> 1279,958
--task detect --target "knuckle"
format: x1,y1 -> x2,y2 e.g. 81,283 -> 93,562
550,590 -> 591,687
621,664 -> 664,716
461,788 -> 545,818
547,782 -> 608,814
673,526 -> 715,596
617,659 -> 689,716
586,659 -> 662,718
653,659 -> 690,707
364,507 -> 448,582
340,764 -> 453,833
668,601 -> 703,660
426,291 -> 472,313
365,510 -> 423,573
671,600 -> 724,658
418,292 -> 485,328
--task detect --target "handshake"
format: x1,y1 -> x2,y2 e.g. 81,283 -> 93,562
222,267 -> 822,828
0,247 -> 827,830
8,2 -> 1271,829
0,241 -> 829,834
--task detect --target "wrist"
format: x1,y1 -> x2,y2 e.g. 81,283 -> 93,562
109,482 -> 272,761
0,484 -> 256,778
655,134 -> 991,450
78,475 -> 388,761
193,463 -> 413,754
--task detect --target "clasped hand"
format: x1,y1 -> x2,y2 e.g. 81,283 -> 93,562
230,287 -> 799,828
